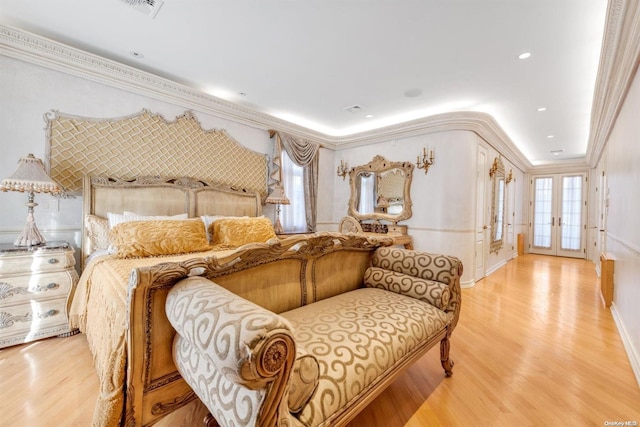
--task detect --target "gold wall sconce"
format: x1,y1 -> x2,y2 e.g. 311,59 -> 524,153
506,169 -> 514,184
337,159 -> 349,180
489,157 -> 499,178
416,147 -> 434,174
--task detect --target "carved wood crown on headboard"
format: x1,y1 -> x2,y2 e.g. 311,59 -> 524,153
45,109 -> 269,198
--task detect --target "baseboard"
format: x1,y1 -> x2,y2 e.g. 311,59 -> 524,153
485,259 -> 507,277
611,303 -> 640,388
461,279 -> 476,289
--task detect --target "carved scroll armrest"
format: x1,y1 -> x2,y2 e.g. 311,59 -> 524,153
166,276 -> 296,427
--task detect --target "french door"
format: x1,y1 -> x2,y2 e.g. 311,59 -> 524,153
530,173 -> 586,258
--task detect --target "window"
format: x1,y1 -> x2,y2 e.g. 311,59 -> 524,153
280,151 -> 307,232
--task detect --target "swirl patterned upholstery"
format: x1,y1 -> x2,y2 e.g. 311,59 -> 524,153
167,242 -> 463,427
369,247 -> 463,327
166,277 -> 298,427
281,288 -> 449,427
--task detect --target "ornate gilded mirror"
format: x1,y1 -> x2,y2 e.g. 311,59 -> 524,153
489,156 -> 506,254
348,155 -> 414,224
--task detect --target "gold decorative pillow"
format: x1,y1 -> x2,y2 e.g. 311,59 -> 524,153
211,216 -> 277,247
201,215 -> 249,244
109,219 -> 211,259
85,214 -> 110,252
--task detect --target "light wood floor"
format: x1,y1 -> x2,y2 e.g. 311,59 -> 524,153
1,254 -> 639,426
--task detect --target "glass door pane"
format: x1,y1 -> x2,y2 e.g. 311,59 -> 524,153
533,177 -> 553,249
560,175 -> 583,252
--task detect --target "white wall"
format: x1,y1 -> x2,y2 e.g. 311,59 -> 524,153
598,65 -> 640,384
0,55 -> 276,248
1,53 -> 527,292
333,131 -> 526,287
0,54 -> 341,269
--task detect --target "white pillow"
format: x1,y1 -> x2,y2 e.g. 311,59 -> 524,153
107,211 -> 188,229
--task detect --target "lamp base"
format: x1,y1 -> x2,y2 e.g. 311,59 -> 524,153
14,212 -> 46,247
274,217 -> 284,235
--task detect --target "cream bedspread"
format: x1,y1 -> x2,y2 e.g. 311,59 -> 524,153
69,249 -> 235,427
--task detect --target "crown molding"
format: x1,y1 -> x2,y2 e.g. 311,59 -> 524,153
0,25 -> 333,147
526,160 -> 591,175
2,24 -> 607,173
330,111 -> 533,172
586,0 -> 639,168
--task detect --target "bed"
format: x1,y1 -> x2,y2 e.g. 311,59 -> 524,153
70,175 -> 271,427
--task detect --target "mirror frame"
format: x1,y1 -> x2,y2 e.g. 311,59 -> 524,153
348,155 -> 414,224
489,156 -> 506,254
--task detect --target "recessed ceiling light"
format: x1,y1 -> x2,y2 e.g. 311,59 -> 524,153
404,88 -> 423,98
518,52 -> 531,59
365,114 -> 374,119
537,107 -> 547,112
550,149 -> 564,155
547,135 -> 554,139
130,51 -> 144,58
344,105 -> 364,113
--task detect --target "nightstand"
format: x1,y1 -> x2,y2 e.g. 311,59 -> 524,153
0,241 -> 79,348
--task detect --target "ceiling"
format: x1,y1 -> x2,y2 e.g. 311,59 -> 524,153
0,0 -> 608,165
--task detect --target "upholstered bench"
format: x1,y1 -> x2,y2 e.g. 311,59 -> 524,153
166,237 -> 463,427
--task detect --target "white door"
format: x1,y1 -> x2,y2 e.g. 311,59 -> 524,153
506,174 -> 515,254
530,173 -> 587,258
598,170 -> 608,257
475,146 -> 488,281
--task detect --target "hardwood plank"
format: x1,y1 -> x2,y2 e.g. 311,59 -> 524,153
349,255 -> 640,426
0,254 -> 638,426
0,333 -> 98,426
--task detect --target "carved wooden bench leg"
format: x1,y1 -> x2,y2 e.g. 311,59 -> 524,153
204,413 -> 219,427
440,336 -> 454,377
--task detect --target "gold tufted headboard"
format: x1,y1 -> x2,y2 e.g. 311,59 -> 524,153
45,109 -> 269,198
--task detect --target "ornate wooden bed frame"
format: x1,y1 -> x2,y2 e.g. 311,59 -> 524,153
81,176 -> 266,426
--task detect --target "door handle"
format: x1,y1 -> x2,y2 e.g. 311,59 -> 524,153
552,217 -> 555,226
559,217 -> 562,226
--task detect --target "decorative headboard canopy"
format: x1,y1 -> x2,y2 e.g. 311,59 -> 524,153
45,109 -> 268,198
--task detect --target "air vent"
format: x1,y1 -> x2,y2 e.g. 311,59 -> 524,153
344,105 -> 364,114
550,149 -> 565,155
120,0 -> 164,18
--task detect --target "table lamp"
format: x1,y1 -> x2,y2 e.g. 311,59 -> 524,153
264,183 -> 290,234
1,154 -> 62,246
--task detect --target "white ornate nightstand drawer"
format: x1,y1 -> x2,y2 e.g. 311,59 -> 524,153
0,298 -> 70,347
0,241 -> 78,348
0,271 -> 75,305
0,250 -> 76,274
